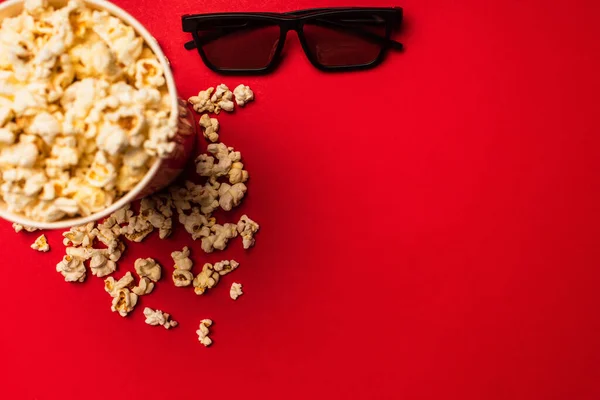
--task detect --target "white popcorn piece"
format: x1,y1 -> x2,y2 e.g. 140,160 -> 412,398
110,288 -> 138,317
28,112 -> 61,145
218,182 -> 247,211
193,263 -> 220,295
211,84 -> 234,113
24,0 -> 48,16
104,271 -> 134,297
201,223 -> 238,253
134,58 -> 166,89
85,151 -> 117,190
56,255 -> 86,283
132,277 -> 155,296
237,215 -> 260,249
228,162 -> 249,185
199,114 -> 219,143
178,207 -> 214,240
171,246 -> 193,271
89,251 -> 117,278
172,269 -> 194,287
66,246 -> 95,261
122,216 -> 154,242
196,319 -> 213,347
213,260 -> 239,276
196,143 -> 242,178
12,223 -> 39,233
134,257 -> 161,282
62,222 -> 97,247
0,142 -> 39,168
31,234 -> 50,252
143,307 -> 178,329
230,282 -> 243,300
233,84 -> 254,107
188,87 -> 215,113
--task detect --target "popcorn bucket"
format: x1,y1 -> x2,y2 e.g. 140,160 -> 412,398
0,0 -> 197,230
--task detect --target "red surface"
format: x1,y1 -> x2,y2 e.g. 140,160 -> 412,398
1,0 -> 600,399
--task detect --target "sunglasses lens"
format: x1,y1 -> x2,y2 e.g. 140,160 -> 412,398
198,21 -> 281,70
302,16 -> 386,67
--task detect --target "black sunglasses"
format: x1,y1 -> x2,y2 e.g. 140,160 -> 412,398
182,7 -> 403,74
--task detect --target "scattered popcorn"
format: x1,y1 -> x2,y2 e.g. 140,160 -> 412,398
105,272 -> 134,297
11,82 -> 263,344
188,87 -> 215,113
196,319 -> 213,347
56,255 -> 86,283
230,283 -> 243,300
62,222 -> 97,247
171,246 -> 193,270
218,182 -> 247,211
132,277 -> 155,296
66,246 -> 95,260
134,257 -> 161,282
193,263 -> 220,295
0,1 -> 177,223
13,223 -> 39,233
199,114 -> 219,143
172,269 -> 194,287
237,215 -> 260,249
110,288 -> 138,317
213,260 -> 239,276
201,223 -> 238,253
31,234 -> 50,252
143,307 -> 178,329
233,84 -> 254,107
89,251 -> 117,277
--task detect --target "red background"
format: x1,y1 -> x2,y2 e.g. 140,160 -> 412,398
1,0 -> 600,399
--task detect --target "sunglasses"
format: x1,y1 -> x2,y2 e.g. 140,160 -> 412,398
182,7 -> 403,74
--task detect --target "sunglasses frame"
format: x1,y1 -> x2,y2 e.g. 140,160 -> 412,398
182,7 -> 403,74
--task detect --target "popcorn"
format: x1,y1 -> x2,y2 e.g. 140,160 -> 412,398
122,216 -> 153,242
31,234 -> 50,252
211,84 -> 234,113
195,143 -> 242,178
110,288 -> 138,317
196,319 -> 213,347
199,114 -> 219,143
213,260 -> 239,276
171,246 -> 193,270
188,87 -> 215,113
228,162 -> 249,185
132,277 -> 155,296
27,112 -> 61,145
134,58 -> 166,89
0,142 -> 38,168
89,251 -> 117,277
62,222 -> 97,247
237,215 -> 259,249
104,271 -> 134,297
230,283 -> 243,300
218,182 -> 247,211
66,245 -> 95,260
193,263 -> 220,295
134,257 -> 161,282
201,223 -> 238,253
85,151 -> 117,190
178,207 -> 214,240
0,1 -> 176,223
233,84 -> 254,107
143,307 -> 178,329
12,223 -> 38,233
172,269 -> 194,287
56,255 -> 86,282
